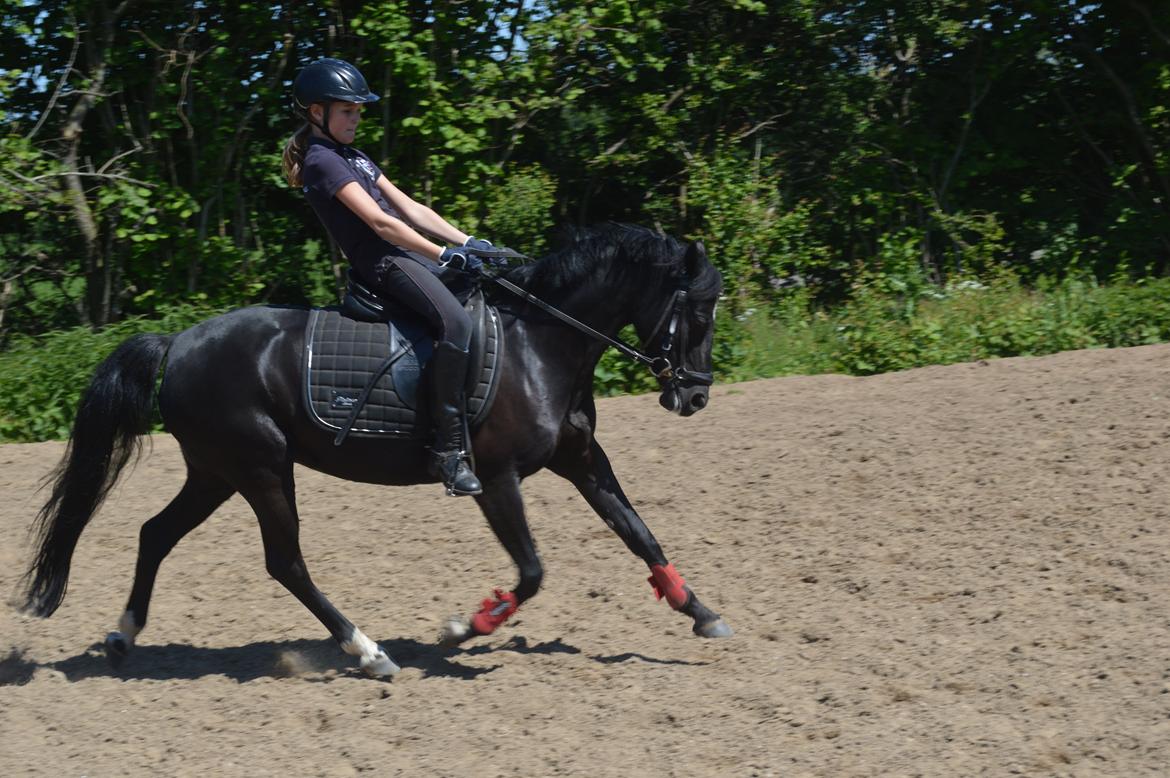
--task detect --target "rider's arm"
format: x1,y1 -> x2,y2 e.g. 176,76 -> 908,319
375,175 -> 469,247
334,181 -> 444,262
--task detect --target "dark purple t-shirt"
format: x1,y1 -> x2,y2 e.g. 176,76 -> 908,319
301,137 -> 411,278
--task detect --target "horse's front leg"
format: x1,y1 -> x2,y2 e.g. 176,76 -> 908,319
548,437 -> 732,638
439,471 -> 543,645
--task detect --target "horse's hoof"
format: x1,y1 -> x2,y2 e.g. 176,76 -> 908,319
693,619 -> 734,638
438,616 -> 472,646
104,632 -> 130,668
360,649 -> 400,678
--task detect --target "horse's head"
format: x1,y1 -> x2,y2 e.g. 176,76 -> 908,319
638,241 -> 722,417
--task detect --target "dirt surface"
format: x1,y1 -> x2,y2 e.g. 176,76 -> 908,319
2,344 -> 1170,777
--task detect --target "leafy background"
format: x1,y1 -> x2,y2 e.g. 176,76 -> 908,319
2,1 -> 1170,441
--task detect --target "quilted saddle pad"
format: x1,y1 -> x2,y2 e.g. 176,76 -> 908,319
303,295 -> 503,441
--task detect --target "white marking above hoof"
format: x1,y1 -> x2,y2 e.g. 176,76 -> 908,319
116,610 -> 141,647
438,616 -> 471,646
341,628 -> 400,677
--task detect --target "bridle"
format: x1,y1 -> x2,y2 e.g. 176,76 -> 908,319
642,273 -> 715,387
471,248 -> 714,390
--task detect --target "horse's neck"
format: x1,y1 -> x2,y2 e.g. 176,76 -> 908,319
511,261 -> 648,379
531,259 -> 645,337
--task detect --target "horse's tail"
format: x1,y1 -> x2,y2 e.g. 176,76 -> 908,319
20,333 -> 172,617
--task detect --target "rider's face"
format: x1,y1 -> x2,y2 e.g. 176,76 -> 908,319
312,101 -> 362,144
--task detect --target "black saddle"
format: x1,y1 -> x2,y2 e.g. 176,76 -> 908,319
303,272 -> 504,443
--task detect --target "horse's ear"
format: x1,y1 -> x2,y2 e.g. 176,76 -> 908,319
684,241 -> 707,275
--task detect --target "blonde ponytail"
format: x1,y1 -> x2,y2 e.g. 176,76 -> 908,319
281,123 -> 313,188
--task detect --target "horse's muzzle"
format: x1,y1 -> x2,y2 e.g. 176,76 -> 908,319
660,386 -> 709,416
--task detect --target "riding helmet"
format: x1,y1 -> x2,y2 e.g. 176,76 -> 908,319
292,58 -> 380,113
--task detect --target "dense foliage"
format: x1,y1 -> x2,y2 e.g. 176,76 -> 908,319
1,1 -> 1169,441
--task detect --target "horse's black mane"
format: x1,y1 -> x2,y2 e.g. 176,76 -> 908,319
505,223 -> 721,302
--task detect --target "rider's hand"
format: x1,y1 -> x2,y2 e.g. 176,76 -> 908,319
439,247 -> 483,272
463,236 -> 494,253
462,236 -> 511,268
483,248 -> 513,268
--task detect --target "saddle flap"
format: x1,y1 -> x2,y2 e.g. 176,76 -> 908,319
465,293 -> 488,395
389,316 -> 432,410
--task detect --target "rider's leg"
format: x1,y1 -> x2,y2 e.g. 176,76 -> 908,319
428,340 -> 482,495
372,256 -> 481,495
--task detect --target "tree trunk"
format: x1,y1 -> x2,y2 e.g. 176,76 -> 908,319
60,0 -> 137,328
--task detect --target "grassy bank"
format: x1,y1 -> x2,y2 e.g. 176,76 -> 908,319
712,272 -> 1170,383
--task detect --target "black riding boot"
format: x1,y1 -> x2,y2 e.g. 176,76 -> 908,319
429,341 -> 482,496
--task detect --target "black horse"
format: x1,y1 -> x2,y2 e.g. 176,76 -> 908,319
20,224 -> 731,676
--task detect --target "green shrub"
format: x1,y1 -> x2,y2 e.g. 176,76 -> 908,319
827,271 -> 1170,376
684,141 -> 833,313
482,164 -> 558,256
0,304 -> 223,443
593,334 -> 662,398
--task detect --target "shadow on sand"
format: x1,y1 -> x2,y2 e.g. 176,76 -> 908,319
38,634 -> 591,684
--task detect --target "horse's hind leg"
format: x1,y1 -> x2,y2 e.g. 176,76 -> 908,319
105,469 -> 235,667
548,438 -> 732,638
239,463 -> 398,677
440,472 -> 542,645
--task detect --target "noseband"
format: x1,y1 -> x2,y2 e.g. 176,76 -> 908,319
646,275 -> 714,389
471,248 -> 713,390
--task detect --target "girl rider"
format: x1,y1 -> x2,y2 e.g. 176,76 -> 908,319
281,58 -> 491,497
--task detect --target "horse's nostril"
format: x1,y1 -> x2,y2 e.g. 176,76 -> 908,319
659,390 -> 680,412
690,393 -> 708,410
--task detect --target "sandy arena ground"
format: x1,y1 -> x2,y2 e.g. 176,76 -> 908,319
2,344 -> 1169,777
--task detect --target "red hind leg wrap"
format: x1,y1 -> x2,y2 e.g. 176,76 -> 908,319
470,589 -> 519,635
647,563 -> 689,610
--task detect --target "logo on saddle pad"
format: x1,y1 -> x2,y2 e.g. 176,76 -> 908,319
304,299 -> 503,441
330,391 -> 361,410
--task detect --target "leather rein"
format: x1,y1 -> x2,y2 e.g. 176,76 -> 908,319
469,247 -> 714,388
